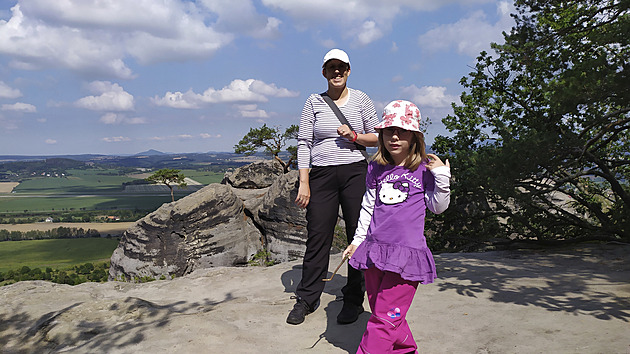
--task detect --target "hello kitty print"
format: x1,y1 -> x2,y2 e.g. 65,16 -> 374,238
379,181 -> 410,205
378,171 -> 423,205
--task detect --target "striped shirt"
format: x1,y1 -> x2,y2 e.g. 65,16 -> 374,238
297,88 -> 379,169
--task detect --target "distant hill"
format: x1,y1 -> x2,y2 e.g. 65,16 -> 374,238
135,149 -> 166,156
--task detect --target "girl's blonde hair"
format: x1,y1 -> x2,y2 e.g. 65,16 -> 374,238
372,131 -> 427,171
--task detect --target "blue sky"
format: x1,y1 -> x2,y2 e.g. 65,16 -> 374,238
0,0 -> 515,156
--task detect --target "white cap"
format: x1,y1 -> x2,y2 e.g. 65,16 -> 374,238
323,48 -> 350,67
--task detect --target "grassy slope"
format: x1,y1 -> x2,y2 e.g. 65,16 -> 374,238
179,169 -> 225,185
0,238 -> 120,273
0,195 -> 173,213
0,169 -> 225,213
13,169 -> 135,194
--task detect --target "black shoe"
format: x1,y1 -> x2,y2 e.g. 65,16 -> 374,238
286,297 -> 313,325
337,302 -> 364,324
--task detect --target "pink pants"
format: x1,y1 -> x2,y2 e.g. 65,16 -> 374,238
357,267 -> 419,354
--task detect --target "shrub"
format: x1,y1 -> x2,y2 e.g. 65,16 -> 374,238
249,250 -> 275,267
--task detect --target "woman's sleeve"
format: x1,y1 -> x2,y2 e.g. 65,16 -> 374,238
351,187 -> 375,246
424,166 -> 451,214
361,93 -> 379,134
297,95 -> 315,170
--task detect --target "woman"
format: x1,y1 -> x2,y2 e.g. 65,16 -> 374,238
287,48 -> 379,325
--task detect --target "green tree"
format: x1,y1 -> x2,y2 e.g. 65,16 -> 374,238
234,124 -> 299,173
146,168 -> 187,202
432,0 -> 629,249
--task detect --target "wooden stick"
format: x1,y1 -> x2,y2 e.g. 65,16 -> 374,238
322,254 -> 350,281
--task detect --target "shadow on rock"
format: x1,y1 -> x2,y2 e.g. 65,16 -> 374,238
434,244 -> 630,322
305,298 -> 369,353
0,294 -> 236,352
280,264 -> 349,298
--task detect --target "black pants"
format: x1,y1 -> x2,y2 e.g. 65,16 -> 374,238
296,160 -> 367,309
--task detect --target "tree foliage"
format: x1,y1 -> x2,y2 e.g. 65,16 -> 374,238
0,262 -> 110,286
146,168 -> 187,202
431,0 -> 629,250
234,124 -> 299,173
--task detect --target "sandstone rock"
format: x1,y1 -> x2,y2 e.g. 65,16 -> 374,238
2,245 -> 629,353
254,170 -> 308,262
221,160 -> 284,189
109,184 -> 262,281
230,186 -> 270,213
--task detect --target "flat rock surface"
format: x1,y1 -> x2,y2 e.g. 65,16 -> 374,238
1,244 -> 629,353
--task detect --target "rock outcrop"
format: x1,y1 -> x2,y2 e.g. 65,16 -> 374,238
221,160 -> 284,189
109,183 -> 262,281
110,160 -> 315,281
254,170 -> 308,262
3,245 -> 630,353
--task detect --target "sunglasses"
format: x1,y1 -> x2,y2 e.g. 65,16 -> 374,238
382,127 -> 412,136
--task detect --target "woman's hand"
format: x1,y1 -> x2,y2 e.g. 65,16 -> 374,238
343,244 -> 357,259
426,153 -> 450,170
337,124 -> 356,142
295,182 -> 310,208
295,169 -> 310,208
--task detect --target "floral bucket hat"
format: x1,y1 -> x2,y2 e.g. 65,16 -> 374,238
375,100 -> 422,133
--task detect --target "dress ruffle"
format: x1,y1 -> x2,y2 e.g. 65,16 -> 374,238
349,241 -> 437,284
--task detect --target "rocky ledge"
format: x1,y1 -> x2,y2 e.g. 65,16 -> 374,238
109,160 -> 308,282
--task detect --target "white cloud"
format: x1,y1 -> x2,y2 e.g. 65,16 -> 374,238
200,133 -> 221,139
0,81 -> 22,99
153,79 -> 298,108
0,0 -> 285,78
261,0 -> 493,46
262,0 -> 397,45
400,85 -> 460,108
75,81 -> 134,111
0,1 -> 246,78
151,91 -> 201,109
355,21 -> 383,46
241,109 -> 269,118
0,116 -> 18,130
418,2 -> 515,57
45,139 -> 57,144
102,136 -> 131,143
2,102 -> 36,112
99,112 -> 147,125
236,104 -> 259,111
237,103 -> 271,118
147,133 -> 219,141
0,4 -> 133,78
199,0 -> 281,40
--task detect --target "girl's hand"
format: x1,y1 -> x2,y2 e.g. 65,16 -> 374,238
343,244 -> 357,259
426,153 -> 450,170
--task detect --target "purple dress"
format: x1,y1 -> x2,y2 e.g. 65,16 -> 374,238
349,162 -> 437,284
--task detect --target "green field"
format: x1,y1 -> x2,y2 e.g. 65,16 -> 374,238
180,169 -> 225,185
13,169 -> 136,194
0,195 -> 175,213
0,238 -> 120,273
0,168 -> 226,214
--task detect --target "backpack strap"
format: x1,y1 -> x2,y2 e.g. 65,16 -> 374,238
321,93 -> 369,159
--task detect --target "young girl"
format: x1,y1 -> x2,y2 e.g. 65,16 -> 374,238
343,100 -> 451,353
